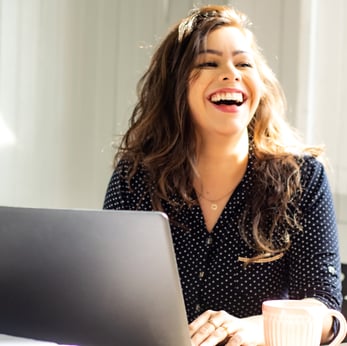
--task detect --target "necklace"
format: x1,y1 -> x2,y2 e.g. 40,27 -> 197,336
198,188 -> 235,211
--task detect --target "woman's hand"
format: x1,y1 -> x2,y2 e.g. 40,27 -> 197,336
189,310 -> 265,346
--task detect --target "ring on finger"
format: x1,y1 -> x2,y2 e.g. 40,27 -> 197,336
208,319 -> 218,329
220,324 -> 231,335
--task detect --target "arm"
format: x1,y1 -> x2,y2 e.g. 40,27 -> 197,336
189,158 -> 342,346
288,157 -> 342,342
103,161 -> 130,210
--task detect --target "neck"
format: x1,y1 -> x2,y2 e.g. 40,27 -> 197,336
196,131 -> 249,172
193,132 -> 249,211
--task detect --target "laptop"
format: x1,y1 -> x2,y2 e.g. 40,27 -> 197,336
0,206 -> 191,346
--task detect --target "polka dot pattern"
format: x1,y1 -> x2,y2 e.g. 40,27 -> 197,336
103,155 -> 342,323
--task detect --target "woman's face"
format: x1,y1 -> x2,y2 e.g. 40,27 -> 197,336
188,25 -> 263,140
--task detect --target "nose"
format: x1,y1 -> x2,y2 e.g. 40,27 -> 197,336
220,64 -> 241,82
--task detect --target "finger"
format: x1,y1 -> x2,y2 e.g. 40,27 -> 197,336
220,321 -> 240,336
207,310 -> 230,329
226,333 -> 242,346
190,321 -> 216,345
194,322 -> 234,346
225,331 -> 255,346
199,326 -> 230,346
220,323 -> 233,336
195,309 -> 231,336
189,310 -> 216,336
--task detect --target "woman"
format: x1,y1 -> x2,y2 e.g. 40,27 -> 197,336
103,5 -> 342,345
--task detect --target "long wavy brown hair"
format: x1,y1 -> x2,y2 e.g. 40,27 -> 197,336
114,5 -> 324,261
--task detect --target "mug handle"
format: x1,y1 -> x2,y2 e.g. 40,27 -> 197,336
326,309 -> 347,346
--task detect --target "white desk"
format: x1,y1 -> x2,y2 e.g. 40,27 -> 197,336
0,334 -> 71,345
0,334 -> 346,345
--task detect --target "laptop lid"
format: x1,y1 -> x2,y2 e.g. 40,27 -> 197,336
0,206 -> 191,346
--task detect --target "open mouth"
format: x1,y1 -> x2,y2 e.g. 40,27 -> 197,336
210,92 -> 245,107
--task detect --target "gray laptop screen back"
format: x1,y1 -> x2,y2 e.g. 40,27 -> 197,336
0,206 -> 191,346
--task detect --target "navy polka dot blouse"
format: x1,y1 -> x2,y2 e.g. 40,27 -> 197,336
103,154 -> 342,323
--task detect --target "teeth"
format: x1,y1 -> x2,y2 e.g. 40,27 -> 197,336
211,92 -> 243,103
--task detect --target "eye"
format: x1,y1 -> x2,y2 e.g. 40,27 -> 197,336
196,61 -> 218,68
236,62 -> 253,68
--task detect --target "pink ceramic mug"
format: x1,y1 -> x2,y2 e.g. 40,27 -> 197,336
262,299 -> 347,346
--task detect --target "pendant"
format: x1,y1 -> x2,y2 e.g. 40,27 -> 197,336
211,203 -> 218,211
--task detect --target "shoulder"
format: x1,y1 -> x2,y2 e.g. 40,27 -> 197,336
297,155 -> 334,208
298,155 -> 327,185
109,159 -> 151,193
103,159 -> 151,210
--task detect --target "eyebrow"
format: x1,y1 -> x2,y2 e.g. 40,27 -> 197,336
198,49 -> 251,57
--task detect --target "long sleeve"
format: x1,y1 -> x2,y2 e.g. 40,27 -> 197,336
287,157 -> 342,311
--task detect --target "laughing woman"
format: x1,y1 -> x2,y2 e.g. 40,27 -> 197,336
103,5 -> 343,346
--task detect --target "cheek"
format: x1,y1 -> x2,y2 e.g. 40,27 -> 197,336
188,78 -> 205,107
187,84 -> 195,111
187,82 -> 205,123
248,75 -> 264,107
187,84 -> 199,120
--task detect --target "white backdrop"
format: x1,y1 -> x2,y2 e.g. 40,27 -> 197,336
0,0 -> 346,259
0,0 -> 212,209
294,0 -> 347,261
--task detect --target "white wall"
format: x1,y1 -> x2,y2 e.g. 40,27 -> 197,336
0,0 -> 345,260
0,0 -> 213,209
295,0 -> 347,262
0,0 -> 118,208
0,0 -> 299,209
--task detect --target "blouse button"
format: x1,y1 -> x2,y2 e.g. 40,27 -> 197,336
199,271 -> 205,278
328,266 -> 336,275
195,304 -> 201,313
206,236 -> 213,245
